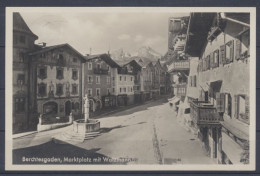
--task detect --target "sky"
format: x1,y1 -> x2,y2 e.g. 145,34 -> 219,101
21,11 -> 188,56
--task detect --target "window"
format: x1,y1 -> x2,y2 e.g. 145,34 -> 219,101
107,88 -> 110,95
234,94 -> 249,124
72,70 -> 78,80
235,38 -> 242,60
131,87 -> 133,92
107,66 -> 110,72
15,97 -> 25,113
56,68 -> 64,80
57,54 -> 65,65
113,88 -> 115,92
88,63 -> 92,70
225,40 -> 234,64
19,52 -> 25,62
96,76 -> 100,84
220,45 -> 225,65
38,83 -> 47,97
214,50 -> 219,68
224,93 -> 232,117
71,84 -> 78,95
131,77 -> 133,81
56,83 -> 63,96
124,76 -> 126,81
19,35 -> 26,44
38,66 -> 47,80
88,76 -> 93,84
97,63 -> 101,69
112,77 -> 115,81
88,88 -> 92,96
107,76 -> 110,84
73,58 -> 77,63
17,74 -> 25,85
96,88 -> 100,97
120,76 -> 122,81
120,88 -> 122,93
124,88 -> 126,92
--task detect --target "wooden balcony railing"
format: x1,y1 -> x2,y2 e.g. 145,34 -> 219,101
175,83 -> 187,97
94,68 -> 108,75
168,60 -> 190,72
190,100 -> 223,125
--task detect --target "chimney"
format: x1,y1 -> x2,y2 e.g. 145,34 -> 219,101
38,42 -> 47,48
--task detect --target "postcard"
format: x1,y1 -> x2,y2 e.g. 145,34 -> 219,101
5,7 -> 256,171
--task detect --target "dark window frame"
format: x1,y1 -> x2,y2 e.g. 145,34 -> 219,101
56,83 -> 64,96
56,67 -> 64,80
72,69 -> 78,80
71,84 -> 78,95
38,83 -> 47,97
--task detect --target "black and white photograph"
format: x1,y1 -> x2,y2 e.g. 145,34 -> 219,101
5,7 -> 256,171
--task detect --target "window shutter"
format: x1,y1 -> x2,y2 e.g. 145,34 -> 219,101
216,92 -> 225,112
235,38 -> 242,60
210,53 -> 214,69
194,75 -> 196,87
215,50 -> 219,67
245,95 -> 250,123
228,94 -> 232,116
230,40 -> 234,62
234,95 -> 238,119
220,45 -> 225,65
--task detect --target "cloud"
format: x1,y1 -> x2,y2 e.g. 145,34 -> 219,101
134,35 -> 144,42
117,34 -> 131,40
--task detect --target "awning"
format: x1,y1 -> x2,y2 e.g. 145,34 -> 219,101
199,82 -> 210,92
169,96 -> 180,104
222,132 -> 244,164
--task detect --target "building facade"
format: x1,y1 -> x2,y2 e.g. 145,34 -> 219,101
13,12 -> 39,133
83,54 -> 120,112
186,13 -> 250,164
28,44 -> 85,121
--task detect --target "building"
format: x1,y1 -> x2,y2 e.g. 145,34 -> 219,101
185,13 -> 250,164
116,66 -> 135,106
138,59 -> 154,101
83,54 -> 120,112
13,12 -> 39,133
28,44 -> 86,122
123,60 -> 143,103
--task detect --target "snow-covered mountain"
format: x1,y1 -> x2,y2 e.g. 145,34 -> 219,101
137,46 -> 162,61
110,46 -> 162,65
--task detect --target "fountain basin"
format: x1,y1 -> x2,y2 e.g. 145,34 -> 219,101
73,119 -> 100,134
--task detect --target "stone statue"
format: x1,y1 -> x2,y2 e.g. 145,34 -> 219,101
49,81 -> 54,97
65,82 -> 70,97
84,94 -> 90,122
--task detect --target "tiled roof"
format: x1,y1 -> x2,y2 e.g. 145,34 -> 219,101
13,12 -> 38,39
85,54 -> 120,68
28,43 -> 86,61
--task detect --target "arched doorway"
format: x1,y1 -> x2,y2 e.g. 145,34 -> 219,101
43,101 -> 58,116
65,101 -> 71,116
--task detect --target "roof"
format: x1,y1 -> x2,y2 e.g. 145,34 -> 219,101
85,54 -> 120,68
123,60 -> 142,70
185,13 -> 216,57
224,13 -> 250,25
29,43 -> 86,62
13,12 -> 38,39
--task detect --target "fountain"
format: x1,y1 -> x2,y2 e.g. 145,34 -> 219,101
53,95 -> 100,143
72,95 -> 100,139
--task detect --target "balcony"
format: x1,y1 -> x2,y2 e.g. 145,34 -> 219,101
94,68 -> 108,75
190,100 -> 223,125
168,60 -> 190,72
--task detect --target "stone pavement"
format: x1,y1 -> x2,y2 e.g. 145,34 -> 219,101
153,100 -> 217,164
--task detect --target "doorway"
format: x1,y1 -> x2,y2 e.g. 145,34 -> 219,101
65,101 -> 71,116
